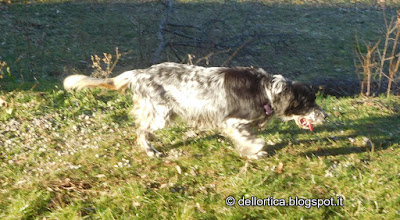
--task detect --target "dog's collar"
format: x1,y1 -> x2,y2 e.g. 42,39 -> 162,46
264,104 -> 273,115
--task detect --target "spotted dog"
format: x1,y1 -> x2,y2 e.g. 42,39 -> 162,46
64,62 -> 327,159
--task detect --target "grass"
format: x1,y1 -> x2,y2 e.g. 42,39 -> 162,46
1,0 -> 400,219
0,0 -> 397,84
1,87 -> 400,218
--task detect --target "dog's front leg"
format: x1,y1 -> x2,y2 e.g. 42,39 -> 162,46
136,130 -> 163,157
221,119 -> 268,159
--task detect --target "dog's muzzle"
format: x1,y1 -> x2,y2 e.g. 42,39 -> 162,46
295,107 -> 327,131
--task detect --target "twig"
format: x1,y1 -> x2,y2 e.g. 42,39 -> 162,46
196,49 -> 231,65
109,47 -> 122,76
387,13 -> 400,96
162,28 -> 204,41
354,37 -> 380,96
152,0 -> 173,64
379,17 -> 394,90
170,42 -> 218,49
222,38 -> 252,67
167,22 -> 201,30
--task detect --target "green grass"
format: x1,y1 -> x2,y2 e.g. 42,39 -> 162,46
0,87 -> 400,219
1,0 -> 400,219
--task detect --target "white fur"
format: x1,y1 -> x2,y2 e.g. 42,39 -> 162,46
271,74 -> 286,94
63,62 -> 324,159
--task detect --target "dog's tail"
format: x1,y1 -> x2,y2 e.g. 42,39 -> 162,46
63,71 -> 133,92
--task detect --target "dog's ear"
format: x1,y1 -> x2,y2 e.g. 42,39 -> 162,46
268,75 -> 291,116
270,84 -> 293,116
271,75 -> 287,94
291,83 -> 316,104
292,82 -> 314,95
280,83 -> 316,116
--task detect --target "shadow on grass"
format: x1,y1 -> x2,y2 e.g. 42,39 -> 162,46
147,114 -> 400,158
159,133 -> 222,153
6,1 -> 396,158
298,114 -> 400,157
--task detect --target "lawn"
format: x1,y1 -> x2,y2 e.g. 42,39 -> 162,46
1,0 -> 400,219
0,0 -> 395,84
0,88 -> 400,219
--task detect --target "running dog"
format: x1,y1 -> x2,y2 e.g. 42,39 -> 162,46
64,62 -> 327,159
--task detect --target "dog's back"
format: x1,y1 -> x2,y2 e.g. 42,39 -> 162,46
63,62 -> 326,159
135,63 -> 228,125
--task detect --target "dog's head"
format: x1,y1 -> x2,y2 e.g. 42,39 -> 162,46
270,78 -> 327,131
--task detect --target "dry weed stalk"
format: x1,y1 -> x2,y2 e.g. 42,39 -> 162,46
195,49 -> 231,65
91,47 -> 122,79
355,39 -> 380,96
355,10 -> 400,97
387,12 -> 400,96
222,38 -> 253,67
0,60 -> 8,79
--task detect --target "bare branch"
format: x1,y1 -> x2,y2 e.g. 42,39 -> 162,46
222,38 -> 252,67
152,0 -> 173,64
196,49 -> 231,65
167,22 -> 201,30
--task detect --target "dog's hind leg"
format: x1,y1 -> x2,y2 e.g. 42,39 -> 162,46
221,118 -> 268,159
132,98 -> 170,157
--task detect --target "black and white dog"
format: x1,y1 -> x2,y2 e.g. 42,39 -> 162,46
64,62 -> 327,159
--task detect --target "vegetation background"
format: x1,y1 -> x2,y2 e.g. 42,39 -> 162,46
0,0 -> 400,219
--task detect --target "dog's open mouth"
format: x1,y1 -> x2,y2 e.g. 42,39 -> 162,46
295,117 -> 313,131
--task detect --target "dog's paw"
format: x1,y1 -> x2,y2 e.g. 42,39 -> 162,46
146,149 -> 165,158
246,151 -> 268,160
155,151 -> 165,158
